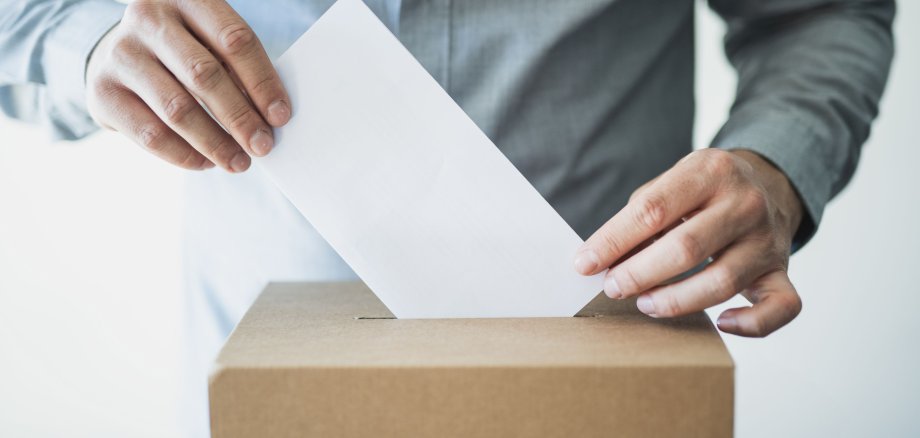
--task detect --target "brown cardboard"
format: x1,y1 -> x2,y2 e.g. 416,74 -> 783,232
209,282 -> 733,437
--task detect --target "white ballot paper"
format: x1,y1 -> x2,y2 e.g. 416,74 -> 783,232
260,0 -> 605,318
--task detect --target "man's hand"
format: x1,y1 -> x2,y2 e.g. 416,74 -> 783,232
575,149 -> 804,337
85,0 -> 291,172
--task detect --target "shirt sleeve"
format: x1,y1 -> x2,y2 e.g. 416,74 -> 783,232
0,0 -> 126,141
707,0 -> 895,249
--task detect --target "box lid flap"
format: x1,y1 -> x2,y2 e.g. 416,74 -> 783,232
214,282 -> 733,369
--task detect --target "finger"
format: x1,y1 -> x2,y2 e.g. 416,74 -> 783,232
576,158 -> 717,275
634,238 -> 776,318
603,200 -> 749,298
114,52 -> 250,172
94,87 -> 212,170
716,271 -> 802,337
177,0 -> 291,127
142,20 -> 274,158
616,235 -> 657,265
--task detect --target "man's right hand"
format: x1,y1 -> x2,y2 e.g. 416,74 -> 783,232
85,0 -> 291,172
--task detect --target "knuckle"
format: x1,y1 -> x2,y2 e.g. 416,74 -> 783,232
123,1 -> 159,26
86,75 -> 108,98
177,150 -> 205,169
703,149 -> 737,176
672,232 -> 704,267
659,294 -> 683,317
782,292 -> 803,319
709,265 -> 739,300
186,57 -> 224,91
88,79 -> 119,104
110,37 -> 141,65
218,22 -> 257,55
634,194 -> 668,231
739,189 -> 770,219
598,231 -> 625,261
203,138 -> 239,163
163,94 -> 196,126
137,124 -> 166,152
198,138 -> 225,157
250,75 -> 283,100
87,85 -> 123,127
148,20 -> 174,44
224,105 -> 256,132
123,1 -> 176,37
614,266 -> 641,296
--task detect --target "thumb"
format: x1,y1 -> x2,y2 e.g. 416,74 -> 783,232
716,270 -> 802,337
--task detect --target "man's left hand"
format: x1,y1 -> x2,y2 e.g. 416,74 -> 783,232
575,149 -> 804,337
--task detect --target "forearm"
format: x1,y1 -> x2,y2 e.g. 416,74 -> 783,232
709,0 -> 895,247
0,0 -> 125,140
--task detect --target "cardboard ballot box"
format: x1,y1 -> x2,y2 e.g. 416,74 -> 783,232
209,282 -> 733,437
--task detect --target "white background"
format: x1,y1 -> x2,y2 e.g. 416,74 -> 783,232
0,2 -> 917,437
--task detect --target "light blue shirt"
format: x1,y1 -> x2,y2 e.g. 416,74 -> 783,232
0,1 -> 895,436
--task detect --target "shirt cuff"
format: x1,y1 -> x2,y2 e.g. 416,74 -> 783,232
710,108 -> 832,251
41,0 -> 125,125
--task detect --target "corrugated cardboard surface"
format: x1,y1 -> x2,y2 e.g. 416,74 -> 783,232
210,282 -> 733,437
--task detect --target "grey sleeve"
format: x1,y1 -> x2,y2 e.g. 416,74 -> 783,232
707,0 -> 895,248
0,0 -> 125,141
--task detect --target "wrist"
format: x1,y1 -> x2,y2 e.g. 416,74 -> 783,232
86,22 -> 120,86
41,1 -> 125,109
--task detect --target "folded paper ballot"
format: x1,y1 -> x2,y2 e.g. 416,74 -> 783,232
258,0 -> 605,318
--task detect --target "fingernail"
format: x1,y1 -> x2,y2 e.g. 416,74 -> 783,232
604,274 -> 622,299
250,129 -> 274,156
229,152 -> 250,173
268,100 -> 291,126
574,249 -> 600,274
717,316 -> 736,331
636,295 -> 656,315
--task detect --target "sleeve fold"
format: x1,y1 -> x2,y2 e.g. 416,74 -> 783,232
708,0 -> 895,249
0,0 -> 126,140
